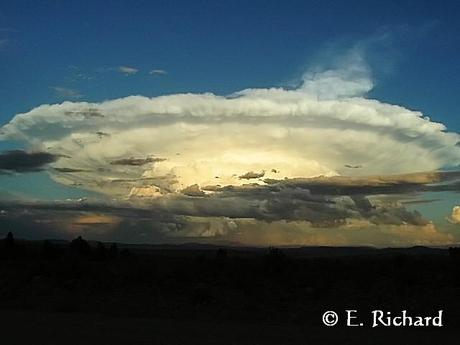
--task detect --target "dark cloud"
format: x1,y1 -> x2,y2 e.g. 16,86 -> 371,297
0,200 -> 180,243
181,184 -> 206,197
0,170 -> 458,245
426,181 -> 460,193
64,108 -> 104,118
239,171 -> 265,179
263,171 -> 460,196
0,150 -> 59,173
0,184 -> 434,245
53,167 -> 88,173
166,171 -> 460,227
205,184 -> 424,226
0,200 -> 173,222
110,156 -> 167,166
96,131 -> 110,138
48,170 -> 456,233
401,199 -> 442,205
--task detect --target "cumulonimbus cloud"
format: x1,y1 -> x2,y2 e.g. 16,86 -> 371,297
1,58 -> 459,198
1,56 -> 460,247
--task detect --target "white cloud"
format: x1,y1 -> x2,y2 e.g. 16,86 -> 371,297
2,57 -> 460,198
117,66 -> 138,75
448,206 -> 460,224
149,69 -> 167,75
300,48 -> 373,99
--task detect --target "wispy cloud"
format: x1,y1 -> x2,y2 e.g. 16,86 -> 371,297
0,38 -> 9,50
0,27 -> 20,51
110,156 -> 166,166
117,66 -> 139,76
0,28 -> 19,32
149,69 -> 167,75
51,86 -> 83,99
65,65 -> 94,81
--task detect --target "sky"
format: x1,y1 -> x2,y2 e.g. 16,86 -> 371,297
0,0 -> 459,246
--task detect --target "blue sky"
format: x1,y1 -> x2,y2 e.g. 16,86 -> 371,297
1,0 -> 460,132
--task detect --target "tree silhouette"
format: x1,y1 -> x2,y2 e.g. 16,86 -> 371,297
5,232 -> 14,248
70,236 -> 91,256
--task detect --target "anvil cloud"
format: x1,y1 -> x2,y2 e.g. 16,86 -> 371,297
1,61 -> 459,198
1,60 -> 460,246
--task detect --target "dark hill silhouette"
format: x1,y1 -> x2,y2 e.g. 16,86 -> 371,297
0,233 -> 459,343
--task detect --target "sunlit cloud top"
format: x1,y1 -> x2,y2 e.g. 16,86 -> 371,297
1,56 -> 459,199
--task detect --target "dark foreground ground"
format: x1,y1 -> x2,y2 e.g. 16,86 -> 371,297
0,236 -> 459,344
1,309 -> 457,345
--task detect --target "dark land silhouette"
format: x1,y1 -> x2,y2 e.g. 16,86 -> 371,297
0,232 -> 459,344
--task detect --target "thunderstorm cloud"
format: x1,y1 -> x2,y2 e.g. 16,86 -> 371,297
1,58 -> 460,246
1,60 -> 459,197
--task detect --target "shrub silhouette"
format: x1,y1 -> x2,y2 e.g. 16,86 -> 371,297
0,231 -> 21,259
